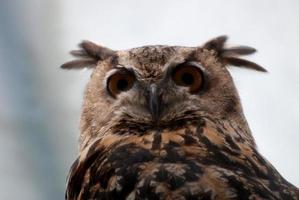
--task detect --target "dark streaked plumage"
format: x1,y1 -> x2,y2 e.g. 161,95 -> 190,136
62,36 -> 299,200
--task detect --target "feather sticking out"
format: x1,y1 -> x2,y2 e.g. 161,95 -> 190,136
203,35 -> 228,52
222,57 -> 267,72
80,40 -> 115,60
221,46 -> 256,56
60,40 -> 115,69
70,50 -> 89,57
60,58 -> 97,69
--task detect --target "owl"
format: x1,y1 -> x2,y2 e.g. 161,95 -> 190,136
62,36 -> 299,200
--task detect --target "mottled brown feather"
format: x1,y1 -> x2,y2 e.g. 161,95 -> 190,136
66,119 -> 299,200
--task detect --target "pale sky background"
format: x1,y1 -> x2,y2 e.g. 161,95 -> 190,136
0,0 -> 298,199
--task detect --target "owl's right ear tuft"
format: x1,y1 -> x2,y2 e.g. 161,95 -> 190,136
60,40 -> 116,69
202,35 -> 267,72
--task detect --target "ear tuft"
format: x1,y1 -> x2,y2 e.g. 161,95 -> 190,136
60,59 -> 98,70
60,41 -> 115,69
222,57 -> 267,72
202,36 -> 267,72
203,35 -> 228,52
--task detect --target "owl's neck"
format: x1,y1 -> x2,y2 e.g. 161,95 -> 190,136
79,109 -> 255,151
204,113 -> 256,148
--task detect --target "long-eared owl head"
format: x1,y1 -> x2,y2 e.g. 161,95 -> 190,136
61,36 -> 266,149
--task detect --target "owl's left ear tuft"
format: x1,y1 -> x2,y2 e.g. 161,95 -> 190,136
61,40 -> 116,69
202,35 -> 267,72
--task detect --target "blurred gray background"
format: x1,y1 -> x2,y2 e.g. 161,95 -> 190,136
0,0 -> 298,199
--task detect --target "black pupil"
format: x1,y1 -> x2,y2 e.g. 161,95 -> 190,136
117,79 -> 129,91
181,73 -> 194,85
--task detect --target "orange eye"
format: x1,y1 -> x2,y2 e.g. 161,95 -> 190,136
107,70 -> 135,97
172,63 -> 204,93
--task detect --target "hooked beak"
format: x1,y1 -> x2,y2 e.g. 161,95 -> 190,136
148,84 -> 163,122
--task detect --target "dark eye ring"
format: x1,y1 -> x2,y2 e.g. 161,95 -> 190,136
172,62 -> 204,93
106,69 -> 135,98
